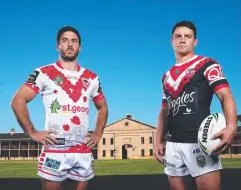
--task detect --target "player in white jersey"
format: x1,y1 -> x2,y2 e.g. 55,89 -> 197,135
11,26 -> 108,190
154,21 -> 237,190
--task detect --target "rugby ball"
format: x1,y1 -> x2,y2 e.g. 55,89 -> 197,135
198,113 -> 226,156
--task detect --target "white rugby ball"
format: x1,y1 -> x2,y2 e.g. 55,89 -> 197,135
198,113 -> 226,156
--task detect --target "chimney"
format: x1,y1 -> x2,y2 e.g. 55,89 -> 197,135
10,128 -> 16,135
126,114 -> 132,119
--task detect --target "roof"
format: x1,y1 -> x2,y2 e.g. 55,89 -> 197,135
105,117 -> 156,129
0,131 -> 94,141
0,133 -> 31,141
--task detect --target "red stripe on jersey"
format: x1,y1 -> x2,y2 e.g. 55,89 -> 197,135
41,153 -> 46,157
164,58 -> 212,98
43,144 -> 91,153
40,64 -> 97,102
93,93 -> 104,102
24,82 -> 39,93
39,162 -> 43,166
162,103 -> 167,108
213,84 -> 229,92
170,56 -> 204,81
40,158 -> 44,162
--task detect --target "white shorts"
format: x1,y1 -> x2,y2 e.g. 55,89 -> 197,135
37,144 -> 94,182
164,142 -> 222,177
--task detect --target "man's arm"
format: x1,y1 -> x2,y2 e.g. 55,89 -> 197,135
86,98 -> 108,148
11,85 -> 38,135
155,107 -> 167,145
212,87 -> 237,153
11,85 -> 57,147
154,107 -> 167,163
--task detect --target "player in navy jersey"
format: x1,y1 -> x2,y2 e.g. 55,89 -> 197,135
154,21 -> 237,190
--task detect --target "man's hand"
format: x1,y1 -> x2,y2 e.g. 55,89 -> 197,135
29,129 -> 58,149
85,132 -> 101,148
154,143 -> 166,164
211,126 -> 236,154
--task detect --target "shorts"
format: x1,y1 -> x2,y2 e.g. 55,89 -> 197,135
164,142 -> 222,177
37,144 -> 94,182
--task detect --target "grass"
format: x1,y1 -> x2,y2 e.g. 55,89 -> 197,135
0,158 -> 240,178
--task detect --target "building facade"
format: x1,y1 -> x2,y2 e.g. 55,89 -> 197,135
1,116 -> 241,160
97,114 -> 156,159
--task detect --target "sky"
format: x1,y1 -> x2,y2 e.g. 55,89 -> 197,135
0,0 -> 240,133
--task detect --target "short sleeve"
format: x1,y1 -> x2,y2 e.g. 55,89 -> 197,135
161,74 -> 167,108
203,61 -> 229,92
24,69 -> 45,93
90,76 -> 105,102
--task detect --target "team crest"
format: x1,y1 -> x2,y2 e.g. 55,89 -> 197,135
54,76 -> 63,86
186,68 -> 195,76
196,155 -> 206,168
82,78 -> 90,88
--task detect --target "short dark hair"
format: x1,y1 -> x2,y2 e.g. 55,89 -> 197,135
172,21 -> 197,39
57,26 -> 81,45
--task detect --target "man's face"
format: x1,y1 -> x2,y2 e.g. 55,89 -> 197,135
57,31 -> 80,61
171,26 -> 198,55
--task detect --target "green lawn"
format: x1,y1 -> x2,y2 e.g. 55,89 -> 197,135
0,158 -> 240,178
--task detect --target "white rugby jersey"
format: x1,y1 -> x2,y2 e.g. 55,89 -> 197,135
161,55 -> 229,143
25,61 -> 104,147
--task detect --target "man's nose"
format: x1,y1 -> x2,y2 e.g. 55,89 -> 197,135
180,36 -> 186,42
68,41 -> 73,46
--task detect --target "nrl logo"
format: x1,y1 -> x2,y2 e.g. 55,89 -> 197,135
54,76 -> 63,86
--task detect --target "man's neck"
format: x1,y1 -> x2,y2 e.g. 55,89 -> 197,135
59,58 -> 78,71
175,52 -> 195,65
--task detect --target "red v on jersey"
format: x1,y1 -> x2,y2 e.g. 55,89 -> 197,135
40,64 -> 97,102
169,56 -> 204,81
164,56 -> 212,98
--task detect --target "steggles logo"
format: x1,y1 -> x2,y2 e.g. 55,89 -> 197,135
167,91 -> 195,116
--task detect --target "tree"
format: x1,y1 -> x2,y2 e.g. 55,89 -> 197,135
238,115 -> 241,122
237,115 -> 241,126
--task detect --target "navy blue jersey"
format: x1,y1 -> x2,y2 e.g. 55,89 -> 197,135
162,55 -> 229,143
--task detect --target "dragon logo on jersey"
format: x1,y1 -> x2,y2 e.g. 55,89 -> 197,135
50,99 -> 62,113
54,76 -> 63,86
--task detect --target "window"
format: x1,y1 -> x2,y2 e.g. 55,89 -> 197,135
103,138 -> 106,145
103,150 -> 106,157
110,138 -> 114,145
111,150 -> 114,157
141,149 -> 145,156
141,137 -> 144,144
150,149 -> 153,156
149,137 -> 153,144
